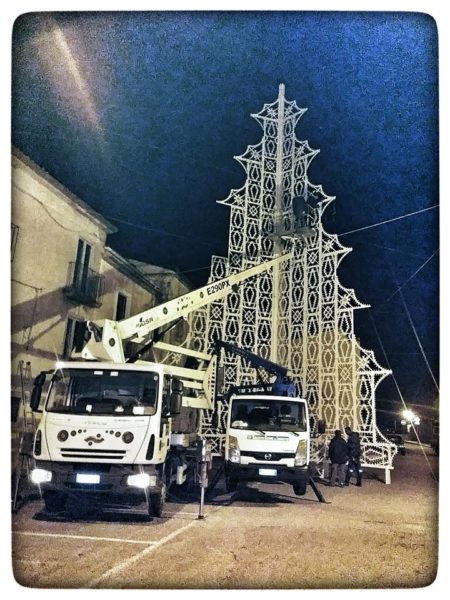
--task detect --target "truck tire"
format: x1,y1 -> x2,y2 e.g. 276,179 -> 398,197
43,491 -> 67,513
293,481 -> 307,496
149,483 -> 166,518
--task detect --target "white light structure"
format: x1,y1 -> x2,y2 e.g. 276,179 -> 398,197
187,85 -> 396,478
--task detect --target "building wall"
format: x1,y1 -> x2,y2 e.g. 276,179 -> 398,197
10,150 -> 158,394
130,261 -> 192,349
11,152 -> 109,385
97,257 -> 156,323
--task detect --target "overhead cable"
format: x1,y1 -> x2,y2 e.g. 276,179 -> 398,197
339,204 -> 438,237
368,311 -> 438,482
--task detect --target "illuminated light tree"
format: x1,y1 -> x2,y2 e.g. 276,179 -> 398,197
188,84 -> 396,479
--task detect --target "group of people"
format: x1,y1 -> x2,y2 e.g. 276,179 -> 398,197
328,427 -> 363,487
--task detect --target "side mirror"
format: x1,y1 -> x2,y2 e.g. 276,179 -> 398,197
317,419 -> 326,435
30,372 -> 47,412
169,378 -> 183,415
170,392 -> 182,415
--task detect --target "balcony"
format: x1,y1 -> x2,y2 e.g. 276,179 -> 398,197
63,262 -> 104,308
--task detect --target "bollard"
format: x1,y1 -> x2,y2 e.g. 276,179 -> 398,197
196,438 -> 211,519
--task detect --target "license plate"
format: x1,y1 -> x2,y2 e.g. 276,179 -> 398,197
258,468 -> 277,476
76,473 -> 100,484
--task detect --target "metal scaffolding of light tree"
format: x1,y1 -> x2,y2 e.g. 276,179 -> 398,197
188,84 -> 396,481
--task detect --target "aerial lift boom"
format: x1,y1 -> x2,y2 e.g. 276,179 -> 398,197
82,254 -> 292,363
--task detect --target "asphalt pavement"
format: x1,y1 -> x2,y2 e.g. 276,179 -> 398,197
11,442 -> 439,589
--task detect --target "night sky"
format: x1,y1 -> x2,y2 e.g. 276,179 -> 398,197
11,12 -> 439,411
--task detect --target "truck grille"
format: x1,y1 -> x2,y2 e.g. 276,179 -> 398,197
59,447 -> 126,460
240,451 -> 295,461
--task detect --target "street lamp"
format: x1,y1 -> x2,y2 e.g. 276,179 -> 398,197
401,409 -> 420,433
402,409 -> 415,422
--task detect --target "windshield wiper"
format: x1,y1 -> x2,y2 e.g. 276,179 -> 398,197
258,426 -> 300,436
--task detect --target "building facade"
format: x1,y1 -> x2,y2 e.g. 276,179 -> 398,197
11,148 -> 185,399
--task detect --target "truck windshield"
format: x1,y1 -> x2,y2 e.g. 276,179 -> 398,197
46,369 -> 159,416
230,398 -> 307,432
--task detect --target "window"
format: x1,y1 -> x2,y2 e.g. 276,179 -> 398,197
115,292 -> 129,320
64,239 -> 103,307
63,318 -> 88,358
72,239 -> 92,293
230,398 -> 307,432
47,369 -> 159,416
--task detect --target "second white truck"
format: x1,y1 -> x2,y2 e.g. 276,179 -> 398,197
225,391 -> 311,496
214,340 -> 319,496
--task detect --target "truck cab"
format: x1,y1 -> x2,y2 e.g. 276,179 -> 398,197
30,361 -> 183,517
224,393 -> 310,496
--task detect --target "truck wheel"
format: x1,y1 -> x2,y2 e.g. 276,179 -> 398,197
43,491 -> 67,513
293,481 -> 307,496
149,483 -> 166,518
225,474 -> 238,493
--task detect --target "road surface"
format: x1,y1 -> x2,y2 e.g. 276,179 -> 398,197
11,442 -> 438,589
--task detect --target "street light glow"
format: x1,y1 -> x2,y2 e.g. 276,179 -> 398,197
401,409 -> 421,428
402,409 -> 415,421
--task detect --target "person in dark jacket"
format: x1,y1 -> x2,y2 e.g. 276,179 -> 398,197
328,430 -> 348,487
345,426 -> 363,486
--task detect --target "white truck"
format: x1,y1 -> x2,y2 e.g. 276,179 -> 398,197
214,340 -> 318,497
224,391 -> 311,496
28,255 -> 290,517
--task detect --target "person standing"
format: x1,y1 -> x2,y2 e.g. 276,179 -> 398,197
345,426 -> 363,486
328,430 -> 348,487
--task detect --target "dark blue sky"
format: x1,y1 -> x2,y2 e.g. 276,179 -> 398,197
12,12 -> 439,410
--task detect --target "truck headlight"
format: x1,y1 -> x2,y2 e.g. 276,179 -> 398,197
31,468 -> 52,484
294,439 -> 308,466
127,473 -> 157,488
228,435 -> 240,464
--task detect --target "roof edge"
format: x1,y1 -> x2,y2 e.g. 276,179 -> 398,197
103,246 -> 163,300
12,146 -> 118,235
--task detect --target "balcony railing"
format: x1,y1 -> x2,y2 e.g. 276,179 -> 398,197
63,262 -> 104,308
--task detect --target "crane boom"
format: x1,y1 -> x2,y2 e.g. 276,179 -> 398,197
214,339 -> 288,377
81,253 -> 292,363
214,338 -> 297,397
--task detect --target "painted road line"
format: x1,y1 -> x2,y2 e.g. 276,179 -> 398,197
12,531 -> 158,545
86,502 -> 228,588
86,519 -> 198,588
162,510 -> 200,516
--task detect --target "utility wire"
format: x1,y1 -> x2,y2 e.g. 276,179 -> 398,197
352,240 -> 430,260
388,261 -> 439,393
380,249 -> 439,307
396,283 -> 439,394
339,204 -> 438,237
179,265 -> 212,274
368,311 -> 438,482
105,215 -> 221,248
